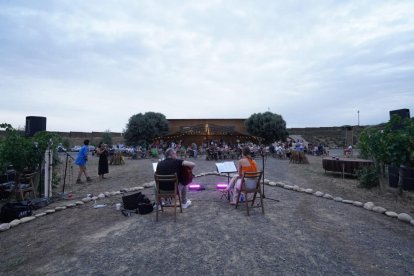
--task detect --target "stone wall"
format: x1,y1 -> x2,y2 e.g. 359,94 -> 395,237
287,126 -> 366,147
1,125 -> 367,148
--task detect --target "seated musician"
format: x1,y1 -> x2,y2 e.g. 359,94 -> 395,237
224,146 -> 258,205
156,148 -> 195,209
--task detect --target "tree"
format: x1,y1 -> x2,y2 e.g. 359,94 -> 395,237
124,112 -> 169,146
102,129 -> 113,146
358,115 -> 414,192
0,123 -> 61,173
245,111 -> 288,144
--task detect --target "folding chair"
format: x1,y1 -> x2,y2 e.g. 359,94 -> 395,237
14,172 -> 37,201
235,171 -> 264,216
154,173 -> 182,222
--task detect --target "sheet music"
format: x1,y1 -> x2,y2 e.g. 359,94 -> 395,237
216,161 -> 237,173
152,162 -> 158,172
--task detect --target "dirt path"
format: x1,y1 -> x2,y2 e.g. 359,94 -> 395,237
1,154 -> 413,275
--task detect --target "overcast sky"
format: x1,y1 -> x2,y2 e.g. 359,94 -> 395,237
1,1 -> 413,132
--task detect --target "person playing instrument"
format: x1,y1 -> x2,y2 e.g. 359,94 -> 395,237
156,148 -> 195,208
224,146 -> 258,204
96,142 -> 109,181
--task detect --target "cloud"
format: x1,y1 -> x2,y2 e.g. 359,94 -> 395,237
0,0 -> 413,132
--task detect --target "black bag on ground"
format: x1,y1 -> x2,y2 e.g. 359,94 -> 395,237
31,198 -> 50,210
121,192 -> 153,215
122,192 -> 145,210
0,201 -> 33,223
137,203 -> 153,215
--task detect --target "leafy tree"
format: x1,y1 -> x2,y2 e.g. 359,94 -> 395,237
359,116 -> 414,168
358,115 -> 414,192
124,112 -> 169,146
245,112 -> 288,144
102,129 -> 113,146
0,123 -> 61,173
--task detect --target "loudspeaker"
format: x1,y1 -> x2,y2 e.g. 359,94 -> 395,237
389,109 -> 410,119
25,116 -> 46,137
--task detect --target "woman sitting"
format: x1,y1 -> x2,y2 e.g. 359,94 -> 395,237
224,146 -> 258,205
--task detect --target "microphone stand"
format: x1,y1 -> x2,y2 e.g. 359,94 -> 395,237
61,148 -> 74,194
261,147 -> 279,202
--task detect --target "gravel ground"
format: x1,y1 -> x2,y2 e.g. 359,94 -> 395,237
0,153 -> 413,275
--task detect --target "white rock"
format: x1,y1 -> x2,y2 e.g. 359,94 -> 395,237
75,201 -> 84,205
292,185 -> 300,191
44,209 -> 56,214
82,197 -> 92,203
20,216 -> 36,223
114,191 -> 121,195
411,220 -> 414,226
268,181 -> 277,186
284,185 -> 294,190
305,189 -> 313,194
363,202 -> 375,210
275,182 -> 284,187
66,203 -> 76,208
104,192 -> 111,196
323,194 -> 333,199
0,223 -> 11,231
342,200 -> 353,204
98,193 -> 105,199
333,197 -> 343,202
353,201 -> 364,207
264,179 -> 270,184
372,206 -> 387,213
299,188 -> 307,193
10,219 -> 21,227
314,191 -> 324,197
91,196 -> 98,201
385,211 -> 398,218
398,213 -> 413,223
55,206 -> 66,211
35,213 -> 47,217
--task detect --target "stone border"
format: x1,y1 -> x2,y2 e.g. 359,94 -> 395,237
265,179 -> 414,227
2,172 -> 413,233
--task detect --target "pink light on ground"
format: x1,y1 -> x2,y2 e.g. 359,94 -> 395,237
188,184 -> 201,189
216,183 -> 228,189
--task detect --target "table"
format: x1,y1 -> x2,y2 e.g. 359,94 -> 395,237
322,157 -> 374,178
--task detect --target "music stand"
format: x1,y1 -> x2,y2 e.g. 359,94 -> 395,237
216,161 -> 237,200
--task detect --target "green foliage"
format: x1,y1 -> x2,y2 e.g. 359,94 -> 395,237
245,111 -> 288,144
0,124 -> 61,173
359,116 -> 414,168
102,129 -> 113,146
62,138 -> 70,149
356,165 -> 379,188
124,112 -> 169,146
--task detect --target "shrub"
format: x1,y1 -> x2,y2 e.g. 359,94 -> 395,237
356,166 -> 379,188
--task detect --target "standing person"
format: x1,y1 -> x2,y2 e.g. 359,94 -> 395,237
96,142 -> 109,181
75,139 -> 92,184
224,146 -> 258,204
156,148 -> 195,208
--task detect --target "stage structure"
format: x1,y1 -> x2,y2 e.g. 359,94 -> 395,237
155,119 -> 261,146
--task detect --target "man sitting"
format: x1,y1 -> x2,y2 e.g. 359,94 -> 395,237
156,148 -> 195,208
